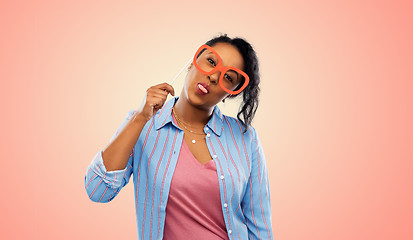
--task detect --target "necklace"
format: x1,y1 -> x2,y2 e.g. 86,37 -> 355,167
172,107 -> 205,134
172,107 -> 206,143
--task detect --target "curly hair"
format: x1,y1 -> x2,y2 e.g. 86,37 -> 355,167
203,33 -> 260,133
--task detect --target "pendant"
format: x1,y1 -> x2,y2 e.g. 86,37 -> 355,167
192,139 -> 196,144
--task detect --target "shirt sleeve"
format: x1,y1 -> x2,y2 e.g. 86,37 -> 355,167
84,110 -> 136,203
241,126 -> 274,239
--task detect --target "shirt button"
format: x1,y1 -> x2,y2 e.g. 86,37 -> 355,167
220,175 -> 224,179
206,133 -> 210,137
213,154 -> 217,158
223,203 -> 227,207
228,229 -> 232,234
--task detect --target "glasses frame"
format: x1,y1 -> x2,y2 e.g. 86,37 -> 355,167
193,44 -> 250,95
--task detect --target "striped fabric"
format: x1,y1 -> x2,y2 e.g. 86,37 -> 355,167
84,96 -> 274,240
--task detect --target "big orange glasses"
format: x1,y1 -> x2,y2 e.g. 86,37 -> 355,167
193,44 -> 250,95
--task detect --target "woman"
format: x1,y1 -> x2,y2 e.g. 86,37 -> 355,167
85,33 -> 274,240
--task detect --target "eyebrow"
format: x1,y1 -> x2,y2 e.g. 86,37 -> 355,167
227,69 -> 240,79
207,50 -> 242,73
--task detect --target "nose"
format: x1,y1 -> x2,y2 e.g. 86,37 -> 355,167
208,71 -> 221,84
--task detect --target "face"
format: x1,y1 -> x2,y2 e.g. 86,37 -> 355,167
183,42 -> 245,110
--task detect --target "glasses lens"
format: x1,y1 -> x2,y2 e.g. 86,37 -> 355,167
195,46 -> 246,93
195,46 -> 219,73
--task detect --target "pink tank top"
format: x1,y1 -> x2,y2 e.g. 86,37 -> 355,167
163,113 -> 229,240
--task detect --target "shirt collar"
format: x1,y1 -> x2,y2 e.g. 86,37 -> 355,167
154,96 -> 223,136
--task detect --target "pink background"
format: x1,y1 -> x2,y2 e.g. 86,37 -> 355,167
1,0 -> 412,239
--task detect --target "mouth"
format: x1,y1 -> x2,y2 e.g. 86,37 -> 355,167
196,82 -> 210,95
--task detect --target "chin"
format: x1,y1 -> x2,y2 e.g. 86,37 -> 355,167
186,88 -> 214,110
187,90 -> 205,105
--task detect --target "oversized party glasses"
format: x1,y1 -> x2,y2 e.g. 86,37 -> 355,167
168,44 -> 250,95
192,44 -> 250,95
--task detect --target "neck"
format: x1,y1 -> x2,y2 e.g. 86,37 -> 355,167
173,95 -> 213,128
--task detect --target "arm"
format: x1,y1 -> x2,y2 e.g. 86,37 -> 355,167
84,82 -> 174,203
84,110 -> 147,203
242,126 -> 274,239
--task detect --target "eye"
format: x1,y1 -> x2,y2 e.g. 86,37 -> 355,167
207,58 -> 216,66
224,74 -> 233,82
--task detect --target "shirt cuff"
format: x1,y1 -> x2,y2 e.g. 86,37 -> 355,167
90,150 -> 128,189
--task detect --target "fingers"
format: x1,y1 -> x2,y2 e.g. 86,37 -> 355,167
141,82 -> 176,118
149,88 -> 170,97
147,93 -> 166,107
154,82 -> 175,96
146,83 -> 173,107
146,88 -> 168,102
138,83 -> 176,121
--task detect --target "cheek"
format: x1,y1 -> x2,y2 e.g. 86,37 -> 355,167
216,88 -> 230,98
188,70 -> 209,87
185,70 -> 196,84
186,69 -> 199,82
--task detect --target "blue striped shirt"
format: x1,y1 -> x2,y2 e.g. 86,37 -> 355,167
85,96 -> 274,240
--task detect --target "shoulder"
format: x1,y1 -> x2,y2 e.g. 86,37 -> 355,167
221,113 -> 256,141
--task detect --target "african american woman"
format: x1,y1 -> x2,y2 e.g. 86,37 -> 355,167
85,33 -> 274,240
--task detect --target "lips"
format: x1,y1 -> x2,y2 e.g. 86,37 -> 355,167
197,82 -> 210,94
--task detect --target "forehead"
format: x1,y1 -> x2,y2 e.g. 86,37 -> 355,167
209,42 -> 244,71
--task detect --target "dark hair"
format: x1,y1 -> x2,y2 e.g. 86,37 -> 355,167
204,33 -> 260,133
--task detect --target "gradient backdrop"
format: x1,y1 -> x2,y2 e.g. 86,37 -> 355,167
1,0 -> 412,239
